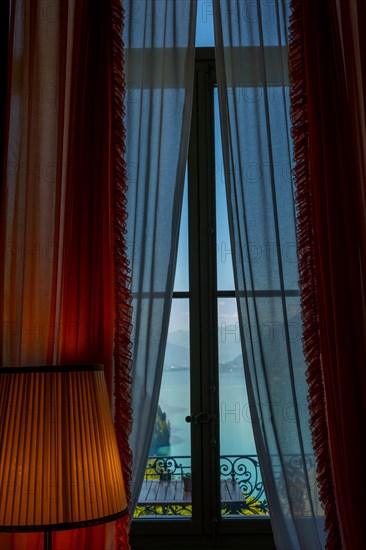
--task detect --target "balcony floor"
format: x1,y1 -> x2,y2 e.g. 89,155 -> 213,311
139,478 -> 245,506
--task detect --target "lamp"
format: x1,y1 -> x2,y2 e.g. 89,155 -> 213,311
0,365 -> 128,550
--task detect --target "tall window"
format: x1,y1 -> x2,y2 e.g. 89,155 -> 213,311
129,4 -> 291,547
131,47 -> 273,548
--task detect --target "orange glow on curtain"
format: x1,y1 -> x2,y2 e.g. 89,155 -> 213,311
0,0 -> 132,548
56,0 -> 115,390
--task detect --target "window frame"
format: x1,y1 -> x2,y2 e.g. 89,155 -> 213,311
130,47 -> 274,549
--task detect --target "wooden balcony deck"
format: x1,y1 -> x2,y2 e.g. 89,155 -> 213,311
138,478 -> 245,506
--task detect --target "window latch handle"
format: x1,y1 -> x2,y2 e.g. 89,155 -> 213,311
185,412 -> 216,424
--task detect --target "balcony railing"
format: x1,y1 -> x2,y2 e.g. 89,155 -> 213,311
134,454 -> 269,518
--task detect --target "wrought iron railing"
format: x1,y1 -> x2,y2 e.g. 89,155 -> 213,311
220,455 -> 268,516
134,454 -> 269,518
135,453 -> 321,519
143,455 -> 192,480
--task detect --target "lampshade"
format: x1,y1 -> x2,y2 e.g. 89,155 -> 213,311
0,365 -> 127,533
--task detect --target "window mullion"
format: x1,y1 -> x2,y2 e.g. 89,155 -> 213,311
188,54 -> 220,535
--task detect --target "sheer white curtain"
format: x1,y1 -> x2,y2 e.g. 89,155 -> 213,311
123,0 -> 197,510
214,1 -> 325,548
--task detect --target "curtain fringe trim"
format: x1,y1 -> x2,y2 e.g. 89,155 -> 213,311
288,2 -> 341,548
110,1 -> 133,548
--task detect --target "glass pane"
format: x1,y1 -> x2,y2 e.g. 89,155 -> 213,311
174,174 -> 189,292
135,299 -> 192,519
218,298 -> 269,517
215,90 -> 235,290
196,0 -> 215,46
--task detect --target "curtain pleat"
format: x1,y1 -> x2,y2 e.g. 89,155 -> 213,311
0,1 -> 132,548
110,0 -> 133,547
214,1 -> 325,548
0,0 -> 10,206
289,1 -> 366,548
123,0 -> 197,511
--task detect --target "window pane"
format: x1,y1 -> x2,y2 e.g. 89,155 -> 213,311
218,298 -> 268,517
196,0 -> 215,46
215,90 -> 235,290
160,299 -> 190,456
173,174 -> 189,292
135,299 -> 192,519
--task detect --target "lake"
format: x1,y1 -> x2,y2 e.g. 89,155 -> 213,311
154,368 -> 257,458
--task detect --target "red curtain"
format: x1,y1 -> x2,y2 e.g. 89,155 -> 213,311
289,1 -> 366,548
0,0 -> 132,548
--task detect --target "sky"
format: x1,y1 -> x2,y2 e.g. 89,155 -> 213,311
171,92 -> 236,332
196,0 -> 215,47
173,1 -> 236,333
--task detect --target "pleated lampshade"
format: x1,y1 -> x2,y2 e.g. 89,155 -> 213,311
0,365 -> 127,533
